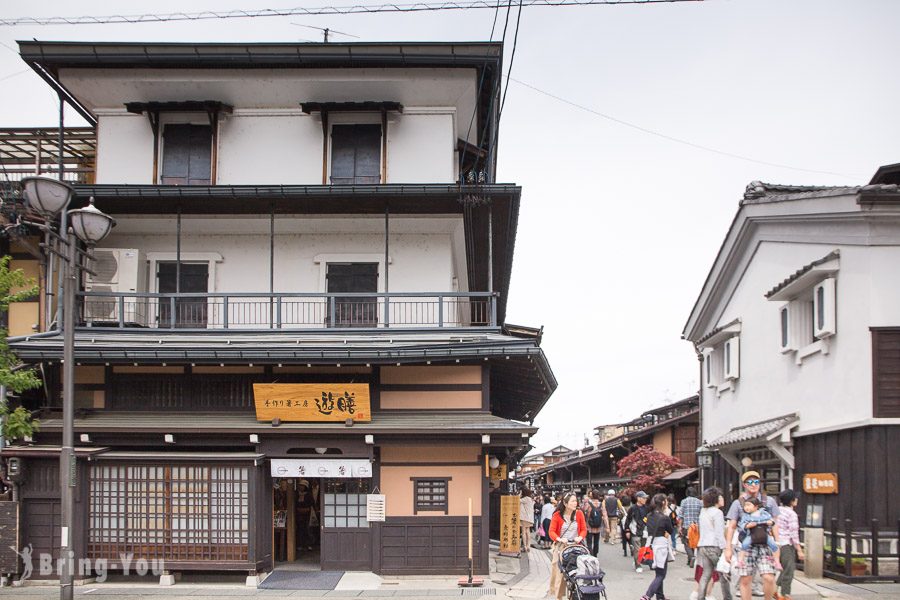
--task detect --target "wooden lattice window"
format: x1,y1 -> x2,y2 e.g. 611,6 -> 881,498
411,477 -> 451,514
88,463 -> 249,563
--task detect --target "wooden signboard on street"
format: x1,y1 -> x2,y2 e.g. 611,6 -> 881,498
253,383 -> 371,422
499,494 -> 521,556
803,472 -> 838,494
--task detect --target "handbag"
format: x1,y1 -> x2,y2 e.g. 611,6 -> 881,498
687,522 -> 700,549
637,536 -> 655,567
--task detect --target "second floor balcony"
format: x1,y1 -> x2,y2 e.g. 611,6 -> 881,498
77,290 -> 497,331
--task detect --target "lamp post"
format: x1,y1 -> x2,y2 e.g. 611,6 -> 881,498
20,176 -> 115,600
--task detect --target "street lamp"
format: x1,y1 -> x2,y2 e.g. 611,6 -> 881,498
20,176 -> 115,600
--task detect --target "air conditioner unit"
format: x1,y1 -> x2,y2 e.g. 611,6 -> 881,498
83,249 -> 147,325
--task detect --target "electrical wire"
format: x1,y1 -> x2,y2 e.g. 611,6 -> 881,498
510,77 -> 862,178
0,0 -> 706,27
498,0 -> 524,118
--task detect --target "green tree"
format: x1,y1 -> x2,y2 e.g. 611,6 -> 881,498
0,254 -> 42,441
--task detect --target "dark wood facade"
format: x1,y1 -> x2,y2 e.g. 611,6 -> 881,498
793,425 -> 900,529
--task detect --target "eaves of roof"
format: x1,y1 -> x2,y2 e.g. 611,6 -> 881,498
34,410 -> 536,437
765,250 -> 840,299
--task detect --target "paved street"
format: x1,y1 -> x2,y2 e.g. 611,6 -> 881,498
1,539 -> 896,599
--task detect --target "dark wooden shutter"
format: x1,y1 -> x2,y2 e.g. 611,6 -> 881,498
330,124 -> 381,184
326,263 -> 378,327
873,329 -> 900,417
161,124 -> 212,185
158,262 -> 209,328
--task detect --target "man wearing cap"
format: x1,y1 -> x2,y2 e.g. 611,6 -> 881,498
623,491 -> 651,572
601,489 -> 622,544
725,471 -> 780,600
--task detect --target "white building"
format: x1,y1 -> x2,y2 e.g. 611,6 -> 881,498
683,164 -> 900,530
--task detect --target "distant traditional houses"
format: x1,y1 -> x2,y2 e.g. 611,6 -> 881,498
524,396 -> 699,495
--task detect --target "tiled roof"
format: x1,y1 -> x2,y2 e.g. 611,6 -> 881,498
707,413 -> 799,449
765,250 -> 839,299
742,181 -> 859,202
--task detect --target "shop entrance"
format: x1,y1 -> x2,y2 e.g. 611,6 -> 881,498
273,477 -> 322,569
273,477 -> 373,571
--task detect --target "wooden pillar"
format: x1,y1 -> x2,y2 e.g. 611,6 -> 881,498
381,109 -> 388,183
286,484 -> 296,562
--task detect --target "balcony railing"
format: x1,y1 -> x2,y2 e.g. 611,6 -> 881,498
76,291 -> 497,331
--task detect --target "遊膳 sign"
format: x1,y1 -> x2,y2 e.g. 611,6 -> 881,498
253,383 -> 371,422
803,472 -> 838,494
499,495 -> 521,556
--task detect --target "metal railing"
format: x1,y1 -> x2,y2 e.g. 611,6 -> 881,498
76,291 -> 497,331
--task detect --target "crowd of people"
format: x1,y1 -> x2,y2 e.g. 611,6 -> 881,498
519,470 -> 806,600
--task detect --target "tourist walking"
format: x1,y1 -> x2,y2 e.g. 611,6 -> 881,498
624,490 -> 651,572
679,486 -> 703,568
640,493 -> 676,600
519,487 -> 535,553
601,489 -> 622,544
582,489 -> 604,556
618,495 -> 632,557
695,486 -> 732,600
775,489 -> 805,600
539,494 -> 556,549
548,492 -> 587,600
724,471 -> 781,600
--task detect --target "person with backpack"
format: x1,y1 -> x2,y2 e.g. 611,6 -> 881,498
679,486 -> 703,568
640,493 -> 676,600
601,488 -> 622,544
582,488 -> 604,557
623,491 -> 651,572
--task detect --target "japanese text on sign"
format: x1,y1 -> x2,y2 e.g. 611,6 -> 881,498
499,495 -> 521,556
253,383 -> 371,422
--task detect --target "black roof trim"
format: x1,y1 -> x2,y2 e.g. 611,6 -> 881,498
125,100 -> 233,115
301,101 -> 403,114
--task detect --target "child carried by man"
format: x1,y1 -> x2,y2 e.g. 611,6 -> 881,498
737,496 -> 782,570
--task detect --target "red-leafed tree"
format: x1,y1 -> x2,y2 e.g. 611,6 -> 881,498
616,445 -> 687,494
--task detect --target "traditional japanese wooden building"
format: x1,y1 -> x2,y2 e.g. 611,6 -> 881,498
0,41 -> 556,582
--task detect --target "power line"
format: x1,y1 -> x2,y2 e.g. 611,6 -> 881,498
0,0 -> 705,27
510,77 -> 863,179
498,0 -> 524,118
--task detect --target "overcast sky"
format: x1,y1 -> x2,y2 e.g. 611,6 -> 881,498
1,0 -> 897,453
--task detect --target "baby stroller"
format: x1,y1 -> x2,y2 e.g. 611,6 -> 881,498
558,543 -> 607,600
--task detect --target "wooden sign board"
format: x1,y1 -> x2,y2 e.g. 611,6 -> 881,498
253,383 -> 371,422
0,501 -> 19,574
803,472 -> 838,494
499,494 -> 521,556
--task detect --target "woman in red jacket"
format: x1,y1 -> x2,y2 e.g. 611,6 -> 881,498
548,492 -> 587,600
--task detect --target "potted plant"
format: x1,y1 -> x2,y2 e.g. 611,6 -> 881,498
834,555 -> 868,576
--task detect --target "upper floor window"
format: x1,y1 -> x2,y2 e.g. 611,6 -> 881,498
330,124 -> 381,184
326,262 -> 378,327
767,251 -> 838,363
161,124 -> 212,185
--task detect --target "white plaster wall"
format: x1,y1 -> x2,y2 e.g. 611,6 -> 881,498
99,216 -> 459,294
701,241 -> 900,442
95,114 -> 154,184
387,112 -> 455,183
217,113 -> 322,184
